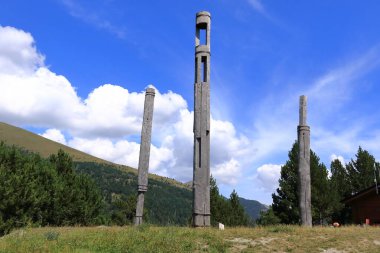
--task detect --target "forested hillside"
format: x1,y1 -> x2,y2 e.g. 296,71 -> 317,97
239,197 -> 268,220
74,162 -> 192,225
0,122 -> 267,225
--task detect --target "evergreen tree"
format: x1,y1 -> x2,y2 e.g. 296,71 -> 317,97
346,147 -> 377,193
210,175 -> 231,226
310,152 -> 331,224
49,149 -> 73,175
0,144 -> 104,235
210,175 -> 224,225
256,206 -> 280,225
272,142 -> 300,224
272,142 -> 331,225
228,190 -> 249,226
210,176 -> 249,227
111,195 -> 138,225
329,159 -> 351,224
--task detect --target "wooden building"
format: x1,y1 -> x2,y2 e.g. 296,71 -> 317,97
343,185 -> 380,225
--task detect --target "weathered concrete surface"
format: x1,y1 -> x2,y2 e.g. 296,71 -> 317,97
297,95 -> 312,227
193,11 -> 211,227
135,87 -> 155,226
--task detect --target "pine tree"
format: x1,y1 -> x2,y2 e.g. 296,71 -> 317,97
272,142 -> 300,224
111,195 -> 137,225
346,147 -> 377,193
228,190 -> 248,226
310,152 -> 331,224
329,159 -> 351,224
256,206 -> 280,225
210,176 -> 249,227
0,144 -> 104,235
210,175 -> 223,225
272,142 -> 332,224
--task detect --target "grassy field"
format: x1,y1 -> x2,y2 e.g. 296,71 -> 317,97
1,225 -> 380,252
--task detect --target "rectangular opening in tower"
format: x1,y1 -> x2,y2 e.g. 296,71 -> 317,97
195,58 -> 198,82
200,28 -> 206,45
201,56 -> 207,82
197,138 -> 201,168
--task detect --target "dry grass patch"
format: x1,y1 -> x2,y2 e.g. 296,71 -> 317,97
0,225 -> 380,252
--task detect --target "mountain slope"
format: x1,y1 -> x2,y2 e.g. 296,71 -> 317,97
0,122 -> 189,189
0,122 -> 267,222
0,122 -> 109,164
239,197 -> 268,220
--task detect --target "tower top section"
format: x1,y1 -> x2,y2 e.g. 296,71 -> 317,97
195,11 -> 211,50
145,87 -> 155,96
196,11 -> 211,19
299,95 -> 307,126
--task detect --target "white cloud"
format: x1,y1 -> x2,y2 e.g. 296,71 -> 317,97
246,0 -> 277,23
212,159 -> 241,185
249,44 -> 380,170
247,0 -> 265,14
254,164 -> 282,193
0,26 -> 82,128
0,26 -> 44,75
60,0 -> 126,39
41,128 -> 67,145
0,25 -> 255,188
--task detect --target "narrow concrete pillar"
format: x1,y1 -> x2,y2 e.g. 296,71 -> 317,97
135,87 -> 155,226
193,11 -> 211,227
297,95 -> 312,227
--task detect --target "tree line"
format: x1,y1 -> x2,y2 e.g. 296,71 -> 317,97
0,143 -> 103,235
210,176 -> 251,226
257,142 -> 379,225
0,142 -> 250,235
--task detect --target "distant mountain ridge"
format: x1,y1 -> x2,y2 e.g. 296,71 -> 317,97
0,122 -> 268,222
239,197 -> 268,220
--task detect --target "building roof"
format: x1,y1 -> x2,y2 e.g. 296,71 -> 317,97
343,184 -> 380,204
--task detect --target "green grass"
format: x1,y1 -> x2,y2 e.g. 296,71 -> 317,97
1,226 -> 380,252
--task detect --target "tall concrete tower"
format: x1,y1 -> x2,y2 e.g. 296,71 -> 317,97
193,11 -> 211,227
135,87 -> 155,226
297,95 -> 312,227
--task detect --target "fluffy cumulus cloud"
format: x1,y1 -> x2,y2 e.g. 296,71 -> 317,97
0,26 -> 44,75
0,25 -> 255,186
253,164 -> 282,193
41,129 -> 67,145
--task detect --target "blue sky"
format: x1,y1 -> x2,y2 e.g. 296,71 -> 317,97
1,0 -> 380,204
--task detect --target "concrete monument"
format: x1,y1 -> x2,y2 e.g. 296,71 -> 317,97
135,87 -> 155,226
193,11 -> 211,227
297,95 -> 312,226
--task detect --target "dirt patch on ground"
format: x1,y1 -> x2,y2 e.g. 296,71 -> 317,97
226,237 -> 277,252
373,240 -> 380,245
321,249 -> 347,253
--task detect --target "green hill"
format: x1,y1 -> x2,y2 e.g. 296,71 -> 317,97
0,122 -> 188,189
239,197 -> 268,220
0,122 -> 109,164
0,122 -> 266,223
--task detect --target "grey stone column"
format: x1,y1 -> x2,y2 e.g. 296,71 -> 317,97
135,87 -> 155,226
193,11 -> 211,227
297,95 -> 312,227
